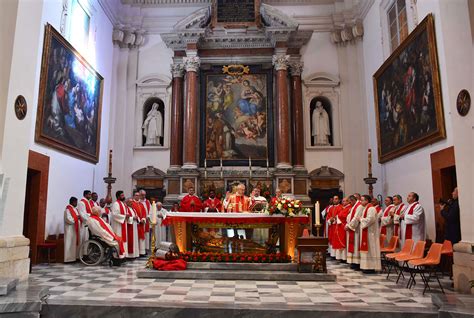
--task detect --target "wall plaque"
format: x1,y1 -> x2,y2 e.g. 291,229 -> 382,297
212,0 -> 261,28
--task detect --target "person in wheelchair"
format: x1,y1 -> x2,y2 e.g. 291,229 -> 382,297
86,206 -> 126,261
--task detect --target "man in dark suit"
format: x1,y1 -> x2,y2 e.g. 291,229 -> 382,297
440,187 -> 461,244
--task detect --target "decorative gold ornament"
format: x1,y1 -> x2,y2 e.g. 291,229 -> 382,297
222,64 -> 250,76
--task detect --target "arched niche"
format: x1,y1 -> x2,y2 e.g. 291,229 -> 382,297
142,97 -> 165,146
303,72 -> 342,149
135,74 -> 171,149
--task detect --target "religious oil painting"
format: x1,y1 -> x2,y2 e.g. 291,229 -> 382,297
200,65 -> 273,167
35,24 -> 103,163
373,14 -> 445,163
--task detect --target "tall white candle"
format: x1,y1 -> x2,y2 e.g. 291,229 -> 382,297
151,201 -> 157,225
315,201 -> 320,225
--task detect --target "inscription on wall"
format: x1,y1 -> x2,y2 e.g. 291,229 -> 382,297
216,0 -> 256,23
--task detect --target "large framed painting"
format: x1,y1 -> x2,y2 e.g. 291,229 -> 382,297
373,14 -> 445,163
200,65 -> 274,167
35,23 -> 103,163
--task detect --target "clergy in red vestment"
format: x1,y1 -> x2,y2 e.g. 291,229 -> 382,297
392,194 -> 406,239
90,192 -> 100,208
227,183 -> 250,212
87,207 -> 125,259
270,188 -> 282,206
125,199 -> 139,258
203,190 -> 222,212
328,195 -> 342,258
78,190 -> 93,222
99,198 -> 111,223
170,202 -> 180,212
180,187 -> 203,212
132,192 -> 147,256
334,197 -> 351,261
139,190 -> 151,251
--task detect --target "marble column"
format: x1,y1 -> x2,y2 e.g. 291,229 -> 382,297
290,61 -> 304,169
169,63 -> 185,169
182,56 -> 200,169
272,54 -> 291,169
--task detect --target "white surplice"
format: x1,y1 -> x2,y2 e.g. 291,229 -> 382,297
150,207 -> 168,246
392,203 -> 406,238
346,202 -> 363,264
77,198 -> 91,244
359,206 -> 382,271
380,204 -> 396,244
64,205 -> 81,262
400,202 -> 426,245
86,217 -> 125,259
111,201 -> 128,256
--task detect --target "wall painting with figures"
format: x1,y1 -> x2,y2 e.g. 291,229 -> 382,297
373,14 -> 445,163
35,24 -> 103,163
200,65 -> 274,167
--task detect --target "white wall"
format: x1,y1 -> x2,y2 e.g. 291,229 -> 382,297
361,0 -> 474,241
1,0 -> 114,237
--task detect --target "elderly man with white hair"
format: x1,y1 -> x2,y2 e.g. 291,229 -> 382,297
149,202 -> 168,246
86,206 -> 125,259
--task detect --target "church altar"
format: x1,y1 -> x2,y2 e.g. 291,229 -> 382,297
162,212 -> 309,261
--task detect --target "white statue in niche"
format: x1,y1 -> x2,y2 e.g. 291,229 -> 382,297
311,101 -> 331,146
142,103 -> 163,146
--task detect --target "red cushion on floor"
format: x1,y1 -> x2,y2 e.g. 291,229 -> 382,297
153,259 -> 187,271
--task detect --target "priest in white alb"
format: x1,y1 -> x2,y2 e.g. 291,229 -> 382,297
392,194 -> 405,239
87,207 -> 125,259
357,194 -> 381,272
64,197 -> 82,263
150,202 -> 168,246
126,198 -> 140,258
139,190 -> 151,251
379,196 -> 396,244
111,191 -> 129,256
345,195 -> 363,268
399,192 -> 426,245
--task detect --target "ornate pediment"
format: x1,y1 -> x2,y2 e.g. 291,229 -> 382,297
132,166 -> 166,179
161,3 -> 312,51
309,166 -> 344,180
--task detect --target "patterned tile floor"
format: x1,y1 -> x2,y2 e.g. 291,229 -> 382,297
30,258 -> 453,310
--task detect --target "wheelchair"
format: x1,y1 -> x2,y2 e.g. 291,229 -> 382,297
79,231 -> 122,267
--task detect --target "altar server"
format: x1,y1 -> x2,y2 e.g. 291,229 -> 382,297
126,198 -> 140,258
358,195 -> 381,272
87,207 -> 125,259
64,197 -> 82,263
345,195 -> 363,267
111,191 -> 129,256
334,197 -> 351,261
132,192 -> 147,256
379,196 -> 396,244
399,192 -> 425,245
249,188 -> 267,212
180,187 -> 203,212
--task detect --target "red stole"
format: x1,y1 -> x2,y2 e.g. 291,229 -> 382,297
380,205 -> 394,235
126,207 -> 135,254
334,205 -> 351,249
66,205 -> 81,246
404,202 -> 419,240
348,201 -> 361,253
132,201 -> 145,241
117,201 -> 127,243
81,198 -> 92,215
90,215 -> 125,255
394,204 -> 405,235
359,204 -> 373,252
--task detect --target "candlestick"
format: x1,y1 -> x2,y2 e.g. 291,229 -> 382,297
204,158 -> 207,179
315,201 -> 320,226
220,158 -> 223,179
249,157 -> 252,179
108,149 -> 113,176
368,148 -> 372,176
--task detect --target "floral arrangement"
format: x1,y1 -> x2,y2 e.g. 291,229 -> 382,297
179,251 -> 291,263
264,198 -> 311,217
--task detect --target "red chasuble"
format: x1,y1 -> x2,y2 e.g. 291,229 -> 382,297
404,202 -> 419,240
380,205 -> 394,235
359,204 -> 373,252
203,197 -> 222,212
66,205 -> 81,246
348,201 -> 361,253
227,195 -> 250,212
132,201 -> 146,240
180,195 -> 203,212
333,204 -> 351,250
394,204 -> 405,235
90,215 -> 125,255
81,198 -> 92,215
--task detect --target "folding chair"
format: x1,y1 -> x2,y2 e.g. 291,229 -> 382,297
385,239 -> 413,279
408,243 -> 444,294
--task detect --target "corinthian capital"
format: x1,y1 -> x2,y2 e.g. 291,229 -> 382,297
183,56 -> 201,73
171,63 -> 185,78
272,54 -> 290,71
289,61 -> 304,76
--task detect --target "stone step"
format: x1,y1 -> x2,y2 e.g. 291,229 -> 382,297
137,269 -> 336,281
186,262 -> 298,271
0,277 -> 18,296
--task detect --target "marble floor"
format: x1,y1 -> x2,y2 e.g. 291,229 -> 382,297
30,258 -> 454,316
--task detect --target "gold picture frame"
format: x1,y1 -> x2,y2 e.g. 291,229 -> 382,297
35,24 -> 103,163
373,14 -> 445,163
